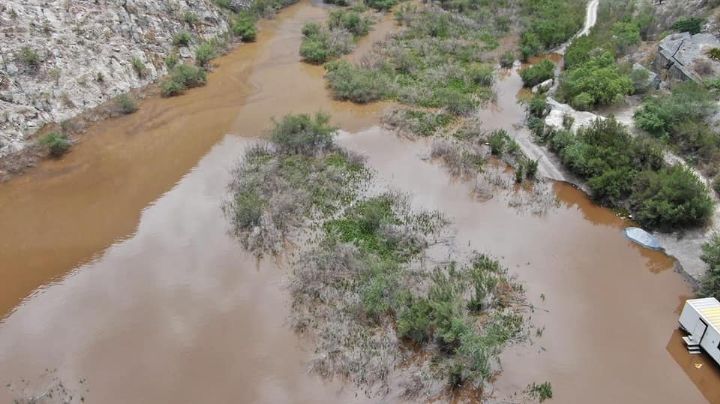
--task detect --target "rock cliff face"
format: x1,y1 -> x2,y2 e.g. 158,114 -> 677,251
0,0 -> 230,157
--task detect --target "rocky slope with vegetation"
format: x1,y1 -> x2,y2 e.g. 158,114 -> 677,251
0,0 -> 233,158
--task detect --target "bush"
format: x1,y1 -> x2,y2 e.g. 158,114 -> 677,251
714,177 -> 720,196
195,42 -> 217,67
270,112 -> 336,155
467,63 -> 494,86
630,165 -> 713,229
40,132 -> 71,157
366,0 -> 396,11
559,52 -> 632,109
397,298 -> 434,343
699,234 -> 720,300
233,13 -> 257,42
519,59 -> 554,88
299,22 -> 354,64
18,46 -> 41,70
183,11 -> 199,27
114,94 -> 138,114
611,21 -> 641,54
499,51 -> 515,68
709,48 -> 720,61
325,60 -> 388,103
489,129 -> 509,155
165,52 -> 179,70
173,31 -> 192,46
328,9 -> 372,37
671,17 -> 704,34
519,0 -> 586,57
527,94 -> 548,118
160,64 -> 207,97
131,57 -> 147,78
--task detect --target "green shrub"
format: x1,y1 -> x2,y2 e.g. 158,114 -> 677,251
131,57 -> 147,78
527,94 -> 548,118
233,13 -> 257,42
467,63 -> 494,86
366,0 -> 396,11
183,11 -> 199,27
714,177 -> 720,196
165,52 -> 179,70
611,21 -> 641,53
328,9 -> 372,37
160,64 -> 207,97
499,51 -> 515,68
559,52 -> 632,109
630,165 -> 713,229
40,132 -> 71,157
699,234 -> 720,300
671,17 -> 704,34
233,190 -> 265,229
114,94 -> 138,114
299,22 -> 353,64
489,129 -> 509,155
525,158 -> 539,179
195,42 -> 217,67
325,60 -> 388,103
709,48 -> 720,61
397,298 -> 434,343
18,46 -> 41,70
270,112 -> 336,155
173,31 -> 192,46
519,59 -> 554,88
519,0 -> 586,57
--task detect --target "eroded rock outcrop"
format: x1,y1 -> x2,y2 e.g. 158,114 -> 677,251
0,0 -> 230,157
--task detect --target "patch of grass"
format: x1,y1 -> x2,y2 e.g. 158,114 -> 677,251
173,31 -> 192,46
183,11 -> 200,27
114,94 -> 138,114
519,59 -> 554,88
384,108 -> 454,137
18,46 -> 42,71
160,64 -> 207,97
328,9 -> 373,37
165,52 -> 179,70
39,132 -> 71,157
131,57 -> 147,78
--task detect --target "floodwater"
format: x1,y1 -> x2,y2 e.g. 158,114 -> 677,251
0,0 -> 719,402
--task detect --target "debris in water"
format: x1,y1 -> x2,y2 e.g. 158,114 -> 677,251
624,227 -> 662,250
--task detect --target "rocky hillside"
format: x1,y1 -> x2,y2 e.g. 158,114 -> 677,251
0,0 -> 230,157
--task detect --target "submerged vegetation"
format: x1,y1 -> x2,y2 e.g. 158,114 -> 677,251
324,3 -> 503,115
300,8 -> 375,64
39,132 -> 71,157
226,113 -> 525,397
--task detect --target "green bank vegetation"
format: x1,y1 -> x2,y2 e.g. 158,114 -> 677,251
556,0 -> 655,110
530,102 -> 713,230
634,82 -> 720,178
162,0 -> 296,97
519,0 -> 586,60
700,234 -> 720,300
226,113 -> 525,397
39,132 -> 71,158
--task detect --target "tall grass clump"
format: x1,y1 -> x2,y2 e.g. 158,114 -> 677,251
39,132 -> 71,157
114,94 -> 138,114
160,64 -> 207,97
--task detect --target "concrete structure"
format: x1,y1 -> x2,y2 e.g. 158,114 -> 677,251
655,32 -> 720,82
679,298 -> 720,365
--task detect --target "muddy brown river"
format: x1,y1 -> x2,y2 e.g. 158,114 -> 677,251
0,1 -> 719,402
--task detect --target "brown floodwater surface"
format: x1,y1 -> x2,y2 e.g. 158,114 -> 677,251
0,0 -> 388,318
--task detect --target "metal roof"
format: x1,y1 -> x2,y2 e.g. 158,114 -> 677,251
690,298 -> 720,331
